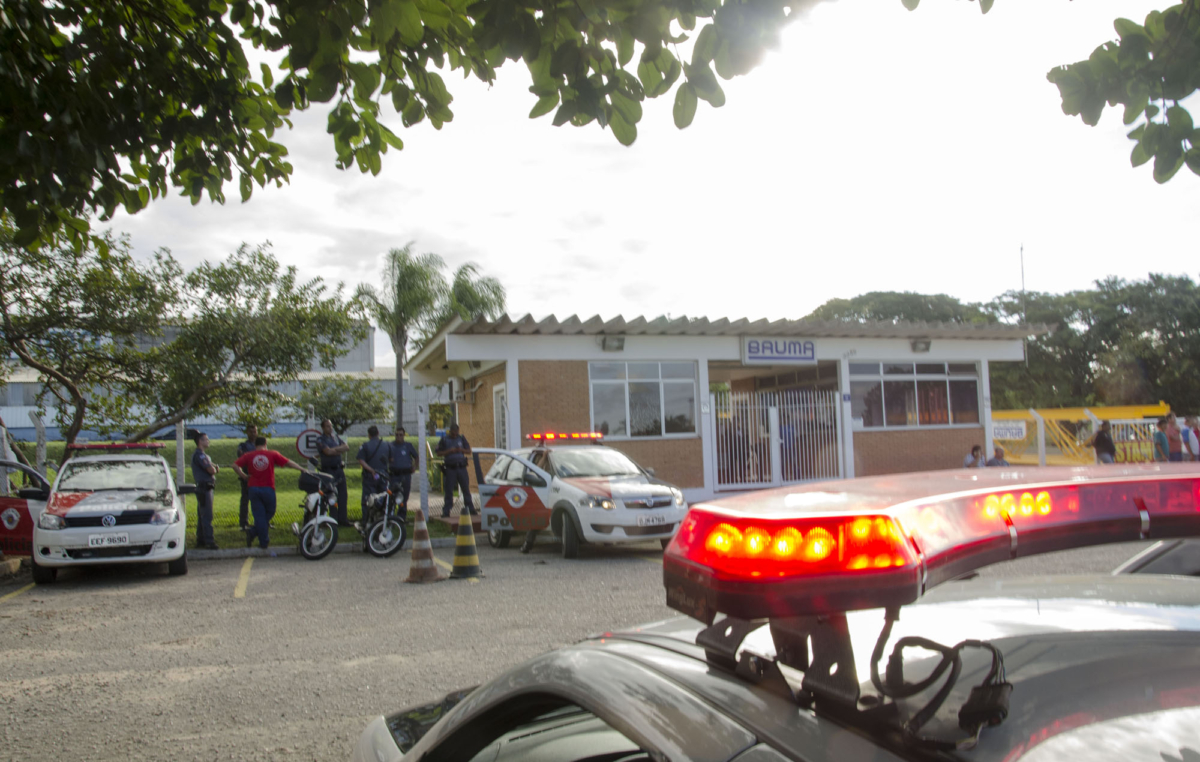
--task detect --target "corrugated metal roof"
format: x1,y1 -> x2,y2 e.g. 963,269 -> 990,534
450,314 -> 1049,340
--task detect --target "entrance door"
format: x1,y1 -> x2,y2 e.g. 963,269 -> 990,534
493,385 -> 508,450
712,389 -> 842,490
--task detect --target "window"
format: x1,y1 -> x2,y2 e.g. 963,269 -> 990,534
484,455 -> 511,484
849,362 -> 980,429
589,362 -> 697,438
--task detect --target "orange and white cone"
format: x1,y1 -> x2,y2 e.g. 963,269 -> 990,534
405,509 -> 447,584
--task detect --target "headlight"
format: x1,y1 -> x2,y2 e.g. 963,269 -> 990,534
38,513 -> 65,530
581,496 -> 615,511
671,488 -> 684,506
150,508 -> 180,525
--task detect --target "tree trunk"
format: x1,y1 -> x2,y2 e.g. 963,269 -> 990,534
62,395 -> 86,447
394,331 -> 405,431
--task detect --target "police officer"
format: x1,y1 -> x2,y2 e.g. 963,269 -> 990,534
385,426 -> 420,516
190,432 -> 219,549
235,424 -> 258,530
356,425 -> 389,522
316,418 -> 351,526
436,423 -> 475,518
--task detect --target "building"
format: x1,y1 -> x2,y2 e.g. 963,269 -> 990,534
407,314 -> 1045,503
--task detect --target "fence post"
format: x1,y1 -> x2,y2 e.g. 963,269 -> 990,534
1028,409 -> 1046,467
0,425 -> 10,496
29,410 -> 47,477
306,405 -> 316,431
767,406 -> 782,488
175,421 -> 186,487
1083,409 -> 1101,464
417,402 -> 429,518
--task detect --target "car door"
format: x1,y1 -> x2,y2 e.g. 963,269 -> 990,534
0,460 -> 51,557
474,449 -> 554,534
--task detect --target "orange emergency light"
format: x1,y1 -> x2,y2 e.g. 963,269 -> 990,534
526,432 -> 604,441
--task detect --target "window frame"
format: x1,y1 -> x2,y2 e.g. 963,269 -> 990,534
588,361 -> 699,441
848,361 -> 982,431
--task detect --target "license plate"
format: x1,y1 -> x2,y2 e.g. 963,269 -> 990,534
88,533 -> 129,548
636,514 -> 667,527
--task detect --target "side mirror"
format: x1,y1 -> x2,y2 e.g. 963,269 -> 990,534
523,473 -> 547,489
177,483 -> 197,496
17,487 -> 49,501
645,467 -> 656,477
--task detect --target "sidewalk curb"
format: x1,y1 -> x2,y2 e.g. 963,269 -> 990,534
189,536 -> 458,560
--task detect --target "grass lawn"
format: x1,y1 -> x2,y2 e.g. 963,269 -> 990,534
13,436 -> 458,549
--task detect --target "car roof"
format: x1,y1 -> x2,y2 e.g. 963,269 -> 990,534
600,574 -> 1200,762
65,455 -> 166,464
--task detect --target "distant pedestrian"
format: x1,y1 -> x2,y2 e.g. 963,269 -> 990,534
190,432 -> 219,550
356,425 -> 389,519
985,446 -> 1009,467
1086,421 -> 1117,464
385,426 -> 420,514
1153,418 -> 1170,463
436,423 -> 475,517
1167,416 -> 1184,462
1182,416 -> 1200,462
235,424 -> 259,529
316,418 -> 351,526
232,436 -> 308,549
963,445 -> 984,468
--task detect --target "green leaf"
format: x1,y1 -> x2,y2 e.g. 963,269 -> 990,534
611,91 -> 642,124
979,0 -> 993,13
260,63 -> 274,89
901,0 -> 920,9
1113,18 -> 1143,39
693,25 -> 717,65
609,112 -> 637,146
529,93 -> 559,118
274,82 -> 294,109
379,124 -> 404,150
673,83 -> 697,128
1145,104 -> 1160,119
397,0 -> 425,46
1185,148 -> 1200,176
1167,106 -> 1194,137
1130,142 -> 1151,167
618,29 -> 635,67
714,40 -> 733,80
552,101 -> 577,127
240,173 -> 253,202
1153,143 -> 1184,183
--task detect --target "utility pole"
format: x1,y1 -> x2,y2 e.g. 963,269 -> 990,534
1020,243 -> 1028,368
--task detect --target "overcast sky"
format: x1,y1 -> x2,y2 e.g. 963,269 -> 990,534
107,0 -> 1198,366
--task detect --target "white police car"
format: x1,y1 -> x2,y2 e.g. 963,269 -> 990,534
474,433 -> 688,558
29,444 -> 194,582
354,463 -> 1200,762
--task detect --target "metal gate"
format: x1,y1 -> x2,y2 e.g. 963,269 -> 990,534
711,390 -> 843,491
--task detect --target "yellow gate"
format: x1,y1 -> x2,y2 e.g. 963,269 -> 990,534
992,403 -> 1171,466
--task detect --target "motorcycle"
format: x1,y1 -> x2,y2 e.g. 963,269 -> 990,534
292,460 -> 340,560
355,472 -> 408,557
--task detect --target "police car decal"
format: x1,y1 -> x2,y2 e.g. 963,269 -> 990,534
1,507 -> 20,531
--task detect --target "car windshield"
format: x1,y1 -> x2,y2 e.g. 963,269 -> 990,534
550,449 -> 643,478
57,461 -> 170,492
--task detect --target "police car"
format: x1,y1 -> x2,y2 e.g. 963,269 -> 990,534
353,464 -> 1200,762
473,433 -> 688,558
29,444 -> 194,582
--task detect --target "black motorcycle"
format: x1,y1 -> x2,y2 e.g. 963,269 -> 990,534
354,472 -> 408,557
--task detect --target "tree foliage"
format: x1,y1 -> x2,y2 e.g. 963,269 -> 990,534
805,291 -> 992,325
293,374 -> 392,435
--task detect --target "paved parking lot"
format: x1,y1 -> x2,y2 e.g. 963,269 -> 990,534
0,537 -> 1155,761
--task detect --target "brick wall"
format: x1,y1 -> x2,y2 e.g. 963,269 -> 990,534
607,439 -> 705,489
455,365 -> 507,450
854,427 -> 985,476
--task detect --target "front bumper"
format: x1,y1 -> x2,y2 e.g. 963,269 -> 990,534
578,504 -> 689,544
32,521 -> 186,568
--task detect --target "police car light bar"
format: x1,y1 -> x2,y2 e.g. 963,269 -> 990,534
65,442 -> 165,451
526,432 -> 604,441
663,465 -> 1200,623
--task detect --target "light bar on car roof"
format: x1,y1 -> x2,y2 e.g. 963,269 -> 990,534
526,432 -> 603,441
663,465 -> 1200,623
66,443 -> 165,450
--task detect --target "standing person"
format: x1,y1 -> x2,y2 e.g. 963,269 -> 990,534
436,423 -> 475,518
1086,420 -> 1117,464
1185,416 -> 1200,462
985,446 -> 1009,467
963,445 -> 984,468
235,424 -> 258,530
1153,418 -> 1170,463
316,418 -> 351,526
1166,416 -> 1184,462
190,432 -> 220,550
232,436 -> 307,549
356,425 -> 389,522
385,426 -> 420,515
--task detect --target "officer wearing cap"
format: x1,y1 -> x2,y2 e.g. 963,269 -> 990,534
356,425 -> 390,519
385,426 -> 420,516
190,432 -> 219,550
316,418 -> 351,526
436,423 -> 475,518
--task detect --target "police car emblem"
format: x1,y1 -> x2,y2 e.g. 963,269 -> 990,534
102,514 -> 117,527
1,508 -> 19,531
505,489 -> 528,509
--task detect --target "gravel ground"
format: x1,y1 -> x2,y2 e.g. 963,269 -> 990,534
0,537 -> 1157,761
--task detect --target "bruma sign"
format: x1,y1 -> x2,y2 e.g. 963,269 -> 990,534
742,337 -> 817,365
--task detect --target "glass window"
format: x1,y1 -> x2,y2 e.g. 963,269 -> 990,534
884,380 -> 917,426
550,448 -> 643,477
503,458 -> 525,483
591,383 -> 627,437
918,380 -> 950,425
884,363 -> 914,375
950,380 -> 980,423
663,382 -> 696,434
916,363 -> 946,374
628,362 -> 659,380
851,381 -> 884,428
948,363 -> 978,375
629,382 -> 662,437
57,461 -> 170,492
661,362 -> 696,379
590,363 -> 625,380
849,363 -> 880,375
484,455 -> 511,484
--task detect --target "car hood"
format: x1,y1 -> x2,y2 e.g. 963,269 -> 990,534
46,490 -> 171,517
559,475 -> 677,499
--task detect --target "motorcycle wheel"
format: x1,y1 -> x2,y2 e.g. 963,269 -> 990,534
488,530 -> 512,548
300,521 -> 338,560
366,519 -> 406,557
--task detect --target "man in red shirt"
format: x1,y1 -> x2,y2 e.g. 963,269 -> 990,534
233,436 -> 308,549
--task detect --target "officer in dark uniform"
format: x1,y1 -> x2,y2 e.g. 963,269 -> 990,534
436,423 -> 475,518
356,425 -> 389,520
316,418 -> 351,526
235,424 -> 258,529
190,432 -> 219,549
385,426 -> 420,515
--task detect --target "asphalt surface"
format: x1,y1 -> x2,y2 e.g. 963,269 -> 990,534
0,537 -> 1160,761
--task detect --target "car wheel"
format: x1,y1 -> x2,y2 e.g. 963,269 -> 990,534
561,516 -> 580,559
30,554 -> 56,584
167,551 -> 188,576
488,530 -> 512,549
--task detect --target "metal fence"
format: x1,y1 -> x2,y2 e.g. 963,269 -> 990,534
712,389 -> 842,491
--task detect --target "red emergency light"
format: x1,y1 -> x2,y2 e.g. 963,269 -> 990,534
66,442 -> 165,451
663,465 -> 1200,623
526,432 -> 604,441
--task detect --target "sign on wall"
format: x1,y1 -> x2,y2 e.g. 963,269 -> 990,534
741,337 -> 817,365
992,421 -> 1028,440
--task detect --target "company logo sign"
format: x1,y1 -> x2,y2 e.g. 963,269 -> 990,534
101,514 -> 117,527
742,337 -> 817,365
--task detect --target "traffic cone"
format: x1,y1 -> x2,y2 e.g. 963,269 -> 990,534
405,509 -> 447,584
449,511 -> 483,579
